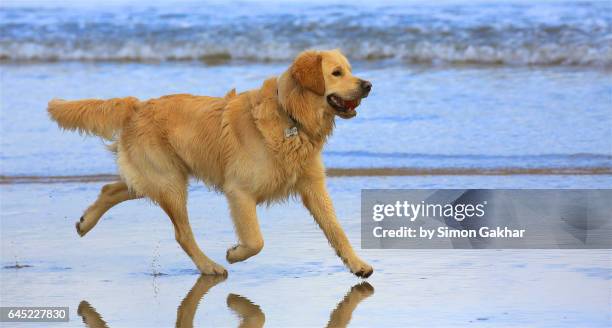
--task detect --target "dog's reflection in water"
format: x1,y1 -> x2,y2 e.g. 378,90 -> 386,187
325,282 -> 374,328
226,294 -> 266,328
78,277 -> 374,328
175,275 -> 229,328
77,301 -> 110,328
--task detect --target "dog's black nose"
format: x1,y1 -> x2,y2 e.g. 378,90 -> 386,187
360,80 -> 372,92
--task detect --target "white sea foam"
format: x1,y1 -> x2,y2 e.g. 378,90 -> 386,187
0,1 -> 610,66
1,41 -> 610,66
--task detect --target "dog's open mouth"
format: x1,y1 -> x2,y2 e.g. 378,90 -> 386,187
327,94 -> 361,118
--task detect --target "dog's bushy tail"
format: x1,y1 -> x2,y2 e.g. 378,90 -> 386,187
48,97 -> 139,140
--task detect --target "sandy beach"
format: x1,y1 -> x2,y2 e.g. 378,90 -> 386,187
2,176 -> 611,327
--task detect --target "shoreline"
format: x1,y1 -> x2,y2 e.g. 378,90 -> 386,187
2,167 -> 611,184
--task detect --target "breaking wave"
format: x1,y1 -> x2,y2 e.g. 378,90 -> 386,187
1,41 -> 610,66
1,1 -> 610,66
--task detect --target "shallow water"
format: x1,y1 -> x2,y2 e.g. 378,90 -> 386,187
1,1 -> 611,177
1,62 -> 611,176
1,176 -> 611,327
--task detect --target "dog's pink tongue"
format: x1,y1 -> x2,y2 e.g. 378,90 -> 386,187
345,100 -> 357,110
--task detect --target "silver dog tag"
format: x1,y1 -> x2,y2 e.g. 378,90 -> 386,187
284,126 -> 298,138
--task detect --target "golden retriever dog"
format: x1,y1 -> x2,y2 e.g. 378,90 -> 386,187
48,49 -> 373,278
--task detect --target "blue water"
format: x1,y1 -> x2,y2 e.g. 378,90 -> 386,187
1,0 -> 611,65
0,0 -> 611,176
1,3 -> 611,327
1,62 -> 610,176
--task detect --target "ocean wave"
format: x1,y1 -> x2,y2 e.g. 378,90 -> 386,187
1,1 -> 610,66
1,41 -> 610,66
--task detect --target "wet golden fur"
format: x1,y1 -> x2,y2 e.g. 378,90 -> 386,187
48,49 -> 373,277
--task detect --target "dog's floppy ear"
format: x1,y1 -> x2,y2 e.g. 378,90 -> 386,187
290,50 -> 325,96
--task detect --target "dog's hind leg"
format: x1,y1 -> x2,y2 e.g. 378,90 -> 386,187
77,181 -> 141,237
225,186 -> 263,264
156,188 -> 227,276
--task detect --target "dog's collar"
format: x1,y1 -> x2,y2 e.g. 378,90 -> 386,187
276,85 -> 299,138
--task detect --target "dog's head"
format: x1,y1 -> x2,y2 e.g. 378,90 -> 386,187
290,49 -> 371,119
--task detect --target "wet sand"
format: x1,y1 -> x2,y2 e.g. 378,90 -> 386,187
1,176 -> 611,327
2,166 -> 612,185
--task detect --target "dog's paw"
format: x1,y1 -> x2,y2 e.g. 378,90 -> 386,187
197,261 -> 228,276
75,217 -> 86,237
347,258 -> 374,279
226,245 -> 241,263
226,243 -> 263,264
75,213 -> 98,237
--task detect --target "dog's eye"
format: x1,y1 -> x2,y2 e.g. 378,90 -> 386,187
332,70 -> 342,77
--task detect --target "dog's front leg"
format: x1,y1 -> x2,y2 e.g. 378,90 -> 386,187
225,185 -> 264,263
298,177 -> 373,278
